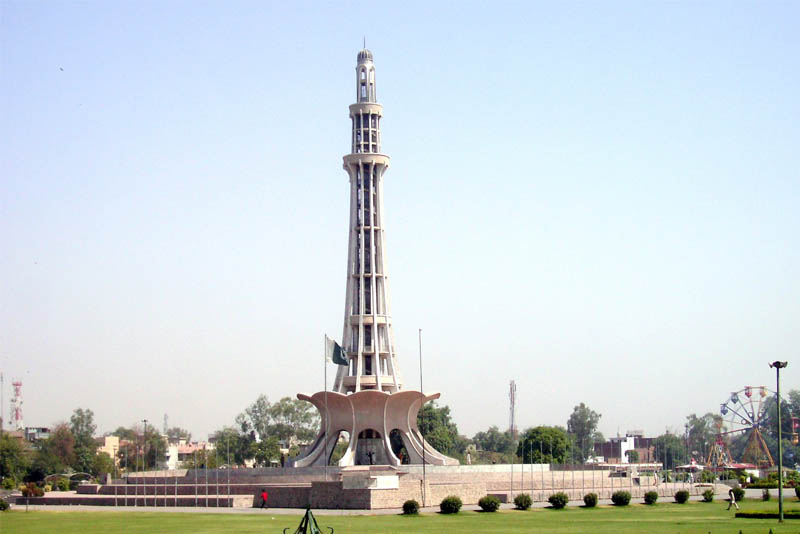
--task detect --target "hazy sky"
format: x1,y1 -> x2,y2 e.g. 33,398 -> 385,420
2,1 -> 798,442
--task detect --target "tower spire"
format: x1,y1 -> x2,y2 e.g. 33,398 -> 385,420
334,49 -> 396,393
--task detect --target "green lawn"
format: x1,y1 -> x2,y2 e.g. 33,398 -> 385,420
2,500 -> 799,534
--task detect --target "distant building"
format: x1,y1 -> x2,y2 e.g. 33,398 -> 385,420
97,435 -> 120,466
165,439 -> 215,470
594,430 -> 655,463
24,426 -> 51,442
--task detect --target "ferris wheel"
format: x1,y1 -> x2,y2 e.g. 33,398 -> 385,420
717,386 -> 775,468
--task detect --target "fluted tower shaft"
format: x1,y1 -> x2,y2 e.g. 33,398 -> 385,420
333,49 -> 401,394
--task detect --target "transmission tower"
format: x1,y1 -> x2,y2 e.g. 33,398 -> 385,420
509,380 -> 517,440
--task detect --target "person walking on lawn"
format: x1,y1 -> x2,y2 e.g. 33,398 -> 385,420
260,488 -> 269,509
727,488 -> 739,511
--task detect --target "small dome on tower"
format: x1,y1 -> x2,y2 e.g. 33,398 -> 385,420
357,48 -> 373,63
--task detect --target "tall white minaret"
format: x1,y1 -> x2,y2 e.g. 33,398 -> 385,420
333,49 -> 402,394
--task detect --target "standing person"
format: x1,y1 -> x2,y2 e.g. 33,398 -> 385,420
260,488 -> 269,509
727,488 -> 739,510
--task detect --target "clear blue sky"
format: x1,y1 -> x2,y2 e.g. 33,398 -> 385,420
2,1 -> 798,441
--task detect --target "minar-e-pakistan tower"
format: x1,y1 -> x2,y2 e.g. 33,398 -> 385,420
295,49 -> 457,467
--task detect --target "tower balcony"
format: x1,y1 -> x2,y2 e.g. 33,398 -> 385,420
343,153 -> 390,169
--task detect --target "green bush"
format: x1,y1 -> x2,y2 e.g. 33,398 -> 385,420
736,510 -> 800,519
699,470 -> 715,483
43,484 -> 52,492
702,489 -> 714,502
1,478 -> 15,490
514,493 -> 532,510
21,483 -> 44,498
762,488 -> 771,501
795,486 -> 800,500
439,495 -> 462,514
56,478 -> 70,491
674,490 -> 689,504
402,499 -> 419,515
611,490 -> 631,506
583,492 -> 598,507
548,492 -> 569,509
644,490 -> 658,505
732,487 -> 745,501
0,498 -> 9,512
478,495 -> 501,512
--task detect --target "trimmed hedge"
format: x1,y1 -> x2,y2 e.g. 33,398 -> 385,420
478,495 -> 501,512
402,499 -> 419,515
644,491 -> 658,505
583,493 -> 598,508
440,495 -> 462,514
736,511 -> 800,519
674,490 -> 689,504
611,491 -> 631,506
514,493 -> 532,510
548,492 -> 569,509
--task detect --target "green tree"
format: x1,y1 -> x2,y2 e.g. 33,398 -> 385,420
238,394 -> 272,440
472,426 -> 515,454
0,433 -> 32,483
685,412 -> 723,461
91,452 -> 115,477
267,397 -> 320,443
566,403 -> 601,462
417,402 -> 468,458
626,449 -> 640,463
253,437 -> 281,467
166,427 -> 192,442
653,432 -> 687,469
70,408 -> 98,473
517,426 -> 571,463
115,425 -> 167,471
211,427 -> 257,466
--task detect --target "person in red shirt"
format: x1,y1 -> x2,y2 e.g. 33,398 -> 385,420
260,489 -> 268,509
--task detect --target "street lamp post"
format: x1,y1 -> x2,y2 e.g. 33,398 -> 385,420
770,361 -> 788,523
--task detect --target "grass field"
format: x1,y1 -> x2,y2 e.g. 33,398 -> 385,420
2,500 -> 798,533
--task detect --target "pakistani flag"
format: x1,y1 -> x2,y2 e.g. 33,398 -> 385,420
325,335 -> 348,366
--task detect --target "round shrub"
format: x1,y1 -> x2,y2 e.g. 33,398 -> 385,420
514,493 -> 532,510
56,478 -> 70,491
439,495 -> 462,514
1,478 -> 15,490
732,487 -> 745,502
674,490 -> 689,504
478,495 -> 501,512
702,489 -> 714,502
611,490 -> 631,506
43,484 -> 52,493
762,489 -> 771,501
583,492 -> 598,507
548,492 -> 569,509
402,499 -> 419,515
21,483 -> 44,498
644,490 -> 658,505
0,498 -> 9,512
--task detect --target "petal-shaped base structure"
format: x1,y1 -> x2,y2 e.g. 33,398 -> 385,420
294,390 -> 459,467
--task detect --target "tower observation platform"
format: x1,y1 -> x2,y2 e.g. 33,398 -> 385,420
294,49 -> 457,468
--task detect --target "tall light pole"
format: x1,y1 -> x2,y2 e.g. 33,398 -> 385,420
770,361 -> 787,523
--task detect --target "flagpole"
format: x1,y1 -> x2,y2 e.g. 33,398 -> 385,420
324,334 -> 328,482
418,328 -> 426,507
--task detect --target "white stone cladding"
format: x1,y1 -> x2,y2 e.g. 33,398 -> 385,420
333,49 -> 402,395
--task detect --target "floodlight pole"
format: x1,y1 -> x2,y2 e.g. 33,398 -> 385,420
770,361 -> 788,523
419,328 -> 426,507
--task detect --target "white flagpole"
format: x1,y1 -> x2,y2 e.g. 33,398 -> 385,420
324,334 -> 328,482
